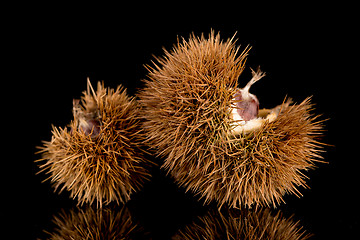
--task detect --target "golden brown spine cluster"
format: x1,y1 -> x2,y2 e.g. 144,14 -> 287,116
37,81 -> 151,207
139,31 -> 325,208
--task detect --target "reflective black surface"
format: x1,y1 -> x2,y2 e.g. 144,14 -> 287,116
8,5 -> 358,239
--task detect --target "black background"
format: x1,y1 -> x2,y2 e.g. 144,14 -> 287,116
4,3 -> 358,239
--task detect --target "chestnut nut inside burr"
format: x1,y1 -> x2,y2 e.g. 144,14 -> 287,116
231,68 -> 280,134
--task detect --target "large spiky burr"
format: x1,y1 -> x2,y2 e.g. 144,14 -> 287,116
173,208 -> 312,240
139,31 -> 325,208
37,80 -> 151,207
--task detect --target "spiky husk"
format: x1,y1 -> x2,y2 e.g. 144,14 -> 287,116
42,206 -> 150,240
172,208 -> 312,240
37,82 -> 151,207
139,31 -> 325,208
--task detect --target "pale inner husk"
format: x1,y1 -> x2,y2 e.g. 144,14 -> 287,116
230,105 -> 280,134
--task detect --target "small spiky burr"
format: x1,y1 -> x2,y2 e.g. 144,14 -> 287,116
173,208 -> 312,240
139,31 -> 325,208
37,80 -> 151,207
42,206 -> 150,240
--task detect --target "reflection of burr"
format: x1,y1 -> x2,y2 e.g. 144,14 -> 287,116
139,31 -> 326,208
37,80 -> 152,207
41,205 -> 150,240
173,208 -> 311,240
